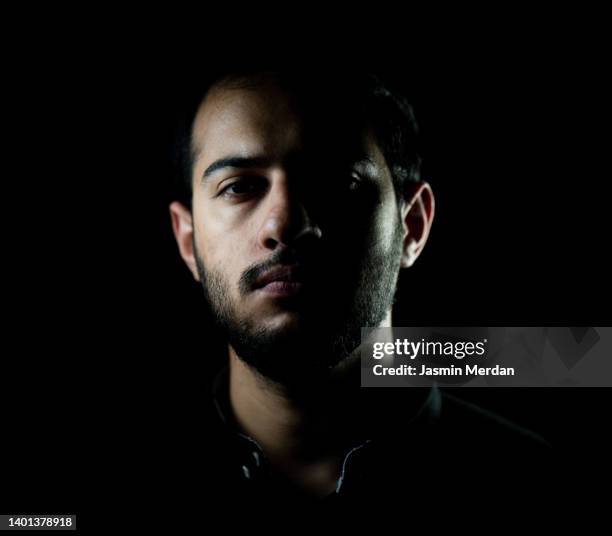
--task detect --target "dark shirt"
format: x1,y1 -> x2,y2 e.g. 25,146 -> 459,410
199,367 -> 552,509
110,365 -> 556,529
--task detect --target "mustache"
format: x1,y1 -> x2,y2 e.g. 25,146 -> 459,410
238,248 -> 320,296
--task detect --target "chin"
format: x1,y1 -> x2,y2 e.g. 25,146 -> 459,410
263,311 -> 306,333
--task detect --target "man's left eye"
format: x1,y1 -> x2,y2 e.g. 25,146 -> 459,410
343,173 -> 364,192
325,173 -> 364,197
347,175 -> 361,191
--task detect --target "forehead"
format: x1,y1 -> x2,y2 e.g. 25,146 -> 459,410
190,80 -> 385,176
191,81 -> 302,163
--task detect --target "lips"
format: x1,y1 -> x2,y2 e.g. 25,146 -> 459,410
254,265 -> 307,297
254,265 -> 305,288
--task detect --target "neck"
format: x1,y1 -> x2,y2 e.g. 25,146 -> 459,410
226,311 -> 393,496
228,348 -> 347,460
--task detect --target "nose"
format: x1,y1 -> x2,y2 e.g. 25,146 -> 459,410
256,175 -> 322,252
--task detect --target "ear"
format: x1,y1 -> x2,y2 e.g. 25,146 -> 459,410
400,182 -> 435,268
169,201 -> 200,281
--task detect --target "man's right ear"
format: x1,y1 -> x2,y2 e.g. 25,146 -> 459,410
169,201 -> 200,281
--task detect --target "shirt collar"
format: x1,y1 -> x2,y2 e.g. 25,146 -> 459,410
210,366 -> 441,496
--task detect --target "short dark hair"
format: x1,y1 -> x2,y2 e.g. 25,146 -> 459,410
170,70 -> 421,208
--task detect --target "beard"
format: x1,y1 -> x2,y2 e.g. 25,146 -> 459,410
194,221 -> 403,386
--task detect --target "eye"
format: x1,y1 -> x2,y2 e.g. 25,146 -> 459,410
347,174 -> 362,191
321,172 -> 365,200
335,172 -> 363,193
219,176 -> 267,198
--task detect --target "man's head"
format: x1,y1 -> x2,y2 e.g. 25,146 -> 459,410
169,71 -> 434,384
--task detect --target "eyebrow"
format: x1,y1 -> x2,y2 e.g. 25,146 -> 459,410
355,155 -> 377,169
201,154 -> 379,184
202,156 -> 272,183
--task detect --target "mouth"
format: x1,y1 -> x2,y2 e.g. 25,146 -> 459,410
254,265 -> 307,297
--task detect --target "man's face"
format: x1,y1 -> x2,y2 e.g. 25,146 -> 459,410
187,78 -> 404,383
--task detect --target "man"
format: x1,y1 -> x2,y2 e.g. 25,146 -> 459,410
168,71 -> 549,507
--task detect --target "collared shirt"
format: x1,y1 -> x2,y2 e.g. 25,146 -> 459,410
130,365 -> 552,524
206,367 -> 551,504
211,367 -> 414,501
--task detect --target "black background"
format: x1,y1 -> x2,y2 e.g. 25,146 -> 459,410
1,27 -> 609,527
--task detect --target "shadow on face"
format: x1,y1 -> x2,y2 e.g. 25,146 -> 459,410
171,74 -> 415,381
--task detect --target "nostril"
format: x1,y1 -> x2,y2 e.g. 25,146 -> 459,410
295,224 -> 323,242
263,237 -> 280,250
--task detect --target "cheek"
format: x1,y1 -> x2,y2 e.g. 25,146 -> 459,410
361,187 -> 400,241
193,194 -> 254,257
195,232 -> 233,279
192,202 -> 224,265
376,199 -> 401,245
192,218 -> 215,268
193,211 -> 250,284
